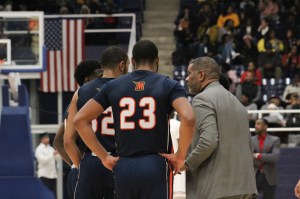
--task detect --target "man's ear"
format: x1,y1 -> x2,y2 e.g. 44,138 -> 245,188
198,70 -> 205,81
155,57 -> 159,73
131,58 -> 136,70
119,60 -> 125,72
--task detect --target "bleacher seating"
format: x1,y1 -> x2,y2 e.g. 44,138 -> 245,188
261,78 -> 290,102
121,0 -> 144,22
173,65 -> 187,81
0,84 -> 54,199
118,0 -> 144,41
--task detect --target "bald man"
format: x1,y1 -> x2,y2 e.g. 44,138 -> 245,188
183,57 -> 258,199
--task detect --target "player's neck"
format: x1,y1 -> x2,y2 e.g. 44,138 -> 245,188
102,70 -> 119,78
136,65 -> 156,72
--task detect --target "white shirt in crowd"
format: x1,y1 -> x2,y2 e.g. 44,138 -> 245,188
35,143 -> 58,179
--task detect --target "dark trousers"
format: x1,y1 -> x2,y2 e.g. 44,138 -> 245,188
40,177 -> 57,198
75,153 -> 114,199
113,154 -> 172,199
256,172 -> 276,199
67,168 -> 78,199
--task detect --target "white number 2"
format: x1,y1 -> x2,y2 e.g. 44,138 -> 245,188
91,107 -> 115,136
120,97 -> 156,130
101,107 -> 115,136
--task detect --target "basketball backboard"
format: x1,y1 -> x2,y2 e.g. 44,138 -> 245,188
0,39 -> 11,65
0,12 -> 45,73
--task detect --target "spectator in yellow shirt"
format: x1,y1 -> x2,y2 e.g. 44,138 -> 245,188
217,5 -> 240,28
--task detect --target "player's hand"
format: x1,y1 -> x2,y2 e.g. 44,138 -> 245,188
53,150 -> 59,156
102,155 -> 119,171
159,153 -> 185,175
295,179 -> 300,198
180,162 -> 188,171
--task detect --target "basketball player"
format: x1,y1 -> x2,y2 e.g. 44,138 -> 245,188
74,40 -> 195,199
54,60 -> 102,199
64,46 -> 129,199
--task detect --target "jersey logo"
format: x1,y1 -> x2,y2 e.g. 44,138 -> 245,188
133,81 -> 145,91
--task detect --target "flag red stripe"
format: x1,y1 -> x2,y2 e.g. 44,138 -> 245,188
47,51 -> 51,92
62,20 -> 68,91
60,51 -> 64,92
74,20 -> 78,91
66,20 -> 70,92
53,52 -> 59,91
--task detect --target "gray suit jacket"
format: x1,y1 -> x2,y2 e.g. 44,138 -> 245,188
252,134 -> 280,185
185,81 -> 258,199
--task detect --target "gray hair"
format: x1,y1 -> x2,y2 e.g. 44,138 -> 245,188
189,57 -> 220,79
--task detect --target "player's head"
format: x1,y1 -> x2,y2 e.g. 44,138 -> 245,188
40,133 -> 50,145
255,118 -> 268,134
74,60 -> 102,86
186,57 -> 220,94
100,46 -> 129,75
132,40 -> 159,71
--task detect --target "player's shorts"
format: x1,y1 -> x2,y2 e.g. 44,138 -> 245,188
67,167 -> 78,199
113,154 -> 173,199
74,153 -> 114,199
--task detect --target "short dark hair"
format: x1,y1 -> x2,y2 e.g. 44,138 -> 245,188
100,46 -> 128,69
74,60 -> 102,86
258,118 -> 269,126
39,132 -> 49,140
132,40 -> 158,66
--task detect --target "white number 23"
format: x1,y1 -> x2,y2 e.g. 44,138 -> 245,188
119,97 -> 156,130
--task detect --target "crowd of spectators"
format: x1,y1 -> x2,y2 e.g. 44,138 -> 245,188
173,0 -> 300,144
0,0 -> 125,15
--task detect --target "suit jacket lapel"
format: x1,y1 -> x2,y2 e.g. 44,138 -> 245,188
254,135 -> 260,153
262,134 -> 270,152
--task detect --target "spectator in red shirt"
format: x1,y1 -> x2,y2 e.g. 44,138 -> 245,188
240,62 -> 262,86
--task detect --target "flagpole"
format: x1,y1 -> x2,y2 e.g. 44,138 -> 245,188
57,91 -> 63,199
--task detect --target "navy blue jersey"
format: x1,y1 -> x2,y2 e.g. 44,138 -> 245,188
77,78 -> 116,154
93,70 -> 187,156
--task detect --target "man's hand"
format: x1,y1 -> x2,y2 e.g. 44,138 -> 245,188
101,155 -> 119,171
160,153 -> 185,175
253,153 -> 260,159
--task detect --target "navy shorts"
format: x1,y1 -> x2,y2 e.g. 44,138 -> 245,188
75,153 -> 114,199
113,154 -> 173,199
67,167 -> 78,199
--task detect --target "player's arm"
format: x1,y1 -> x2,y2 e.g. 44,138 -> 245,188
295,179 -> 300,198
54,123 -> 72,166
73,99 -> 119,170
64,91 -> 82,168
173,97 -> 195,159
161,97 -> 195,174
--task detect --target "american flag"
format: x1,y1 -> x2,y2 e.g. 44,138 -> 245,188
40,18 -> 84,92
